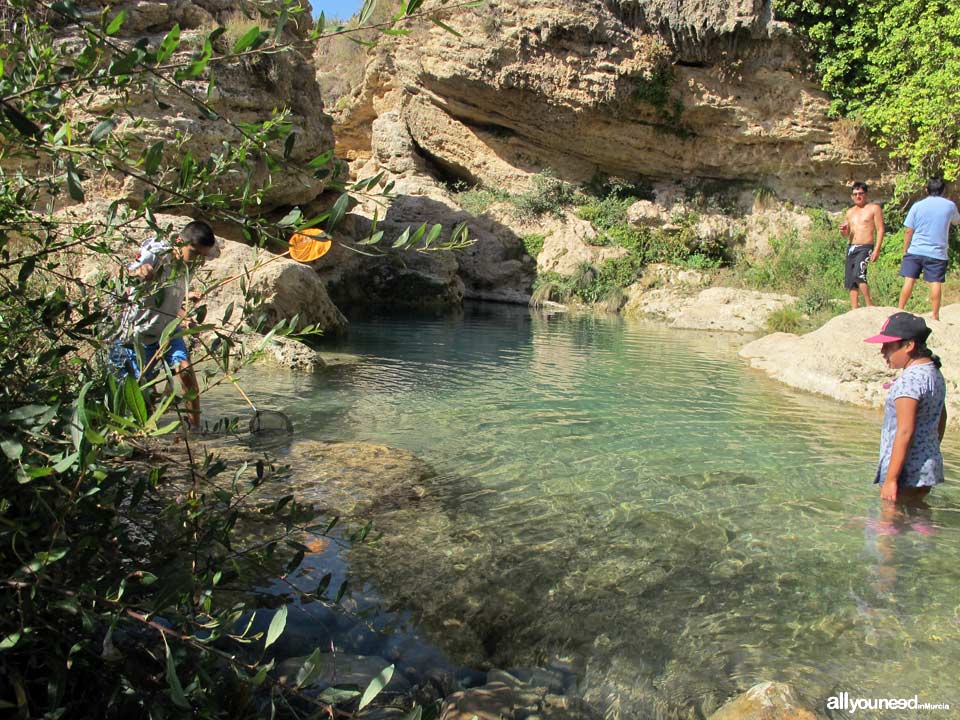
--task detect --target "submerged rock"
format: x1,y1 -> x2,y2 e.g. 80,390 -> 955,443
286,441 -> 436,517
709,682 -> 821,720
440,679 -> 598,720
275,653 -> 411,695
230,332 -> 327,373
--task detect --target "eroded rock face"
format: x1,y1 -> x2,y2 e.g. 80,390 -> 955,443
336,0 -> 884,208
739,305 -> 960,428
48,1 -> 333,211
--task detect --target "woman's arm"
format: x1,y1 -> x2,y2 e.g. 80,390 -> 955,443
938,406 -> 947,442
881,397 -> 918,502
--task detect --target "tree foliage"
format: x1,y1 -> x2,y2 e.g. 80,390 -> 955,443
0,0 -> 471,716
775,0 -> 960,195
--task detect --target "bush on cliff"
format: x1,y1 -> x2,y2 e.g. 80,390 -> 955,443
776,0 -> 960,196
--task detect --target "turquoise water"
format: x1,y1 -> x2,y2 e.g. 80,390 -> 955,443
208,304 -> 960,718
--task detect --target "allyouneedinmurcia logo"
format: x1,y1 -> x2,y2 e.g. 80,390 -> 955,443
827,692 -> 950,714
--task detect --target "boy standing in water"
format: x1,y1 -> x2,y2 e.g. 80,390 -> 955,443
110,220 -> 220,429
840,181 -> 884,309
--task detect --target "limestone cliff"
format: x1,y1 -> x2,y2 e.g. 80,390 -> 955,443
45,0 -> 333,211
333,0 -> 883,208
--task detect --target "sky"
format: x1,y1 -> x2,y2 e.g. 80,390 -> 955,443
311,0 -> 364,20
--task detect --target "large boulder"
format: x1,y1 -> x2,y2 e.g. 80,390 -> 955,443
740,305 -> 960,427
313,177 -> 534,306
201,239 -> 348,336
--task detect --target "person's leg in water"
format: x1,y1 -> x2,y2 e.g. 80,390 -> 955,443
896,486 -> 932,505
163,335 -> 200,429
142,334 -> 201,429
173,359 -> 201,429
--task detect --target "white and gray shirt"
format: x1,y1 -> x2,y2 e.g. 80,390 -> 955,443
875,362 -> 946,488
119,238 -> 186,345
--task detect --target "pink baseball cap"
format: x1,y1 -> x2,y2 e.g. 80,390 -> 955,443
864,312 -> 931,344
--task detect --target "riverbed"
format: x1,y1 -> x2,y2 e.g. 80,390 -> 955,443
206,304 -> 960,718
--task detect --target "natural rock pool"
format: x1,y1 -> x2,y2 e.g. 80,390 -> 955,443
208,303 -> 960,718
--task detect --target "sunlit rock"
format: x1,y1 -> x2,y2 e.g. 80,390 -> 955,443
202,239 -> 348,336
709,681 -> 821,720
624,284 -> 795,332
740,305 -> 960,428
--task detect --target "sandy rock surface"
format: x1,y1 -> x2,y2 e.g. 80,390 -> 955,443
624,283 -> 795,333
740,305 -> 960,426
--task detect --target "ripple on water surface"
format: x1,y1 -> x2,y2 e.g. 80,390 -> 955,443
205,305 -> 960,718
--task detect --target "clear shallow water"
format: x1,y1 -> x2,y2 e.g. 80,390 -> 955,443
207,304 -> 960,718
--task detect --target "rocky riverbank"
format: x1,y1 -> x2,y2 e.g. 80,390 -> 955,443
741,305 -> 960,429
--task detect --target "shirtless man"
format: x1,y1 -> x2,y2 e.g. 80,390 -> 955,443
840,181 -> 884,309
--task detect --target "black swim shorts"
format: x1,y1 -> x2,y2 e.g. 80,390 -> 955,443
845,244 -> 874,289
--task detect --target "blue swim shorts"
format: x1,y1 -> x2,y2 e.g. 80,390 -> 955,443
900,253 -> 947,283
109,332 -> 190,382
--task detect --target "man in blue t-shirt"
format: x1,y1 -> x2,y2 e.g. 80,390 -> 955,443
898,177 -> 960,321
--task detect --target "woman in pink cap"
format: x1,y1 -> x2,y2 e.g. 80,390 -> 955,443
865,312 -> 947,502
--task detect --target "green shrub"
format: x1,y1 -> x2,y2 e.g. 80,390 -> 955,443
577,195 -> 635,231
532,271 -> 578,305
451,182 -> 512,216
574,255 -> 645,305
766,305 -> 806,334
522,233 -> 546,258
583,173 -> 656,201
684,252 -> 723,270
513,170 -> 582,218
